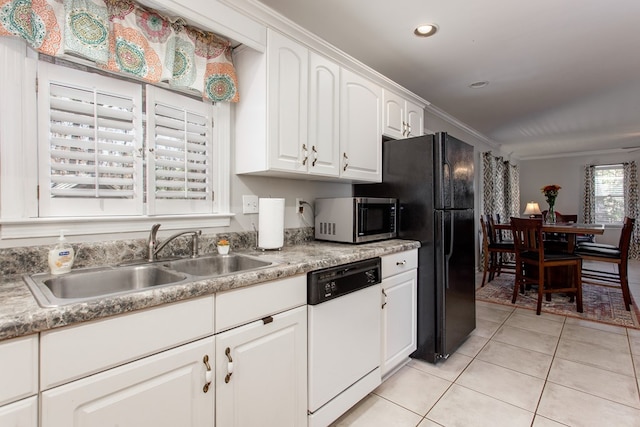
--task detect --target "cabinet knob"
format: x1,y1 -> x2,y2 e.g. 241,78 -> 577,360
202,354 -> 212,393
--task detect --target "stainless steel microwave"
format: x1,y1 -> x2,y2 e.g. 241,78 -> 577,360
314,197 -> 398,243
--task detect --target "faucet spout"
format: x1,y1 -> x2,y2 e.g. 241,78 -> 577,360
148,223 -> 162,262
152,229 -> 202,261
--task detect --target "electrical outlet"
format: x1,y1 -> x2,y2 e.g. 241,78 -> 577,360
242,195 -> 259,214
295,198 -> 304,215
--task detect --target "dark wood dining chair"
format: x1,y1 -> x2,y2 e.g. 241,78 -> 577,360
480,216 -> 515,287
510,217 -> 583,315
575,217 -> 635,311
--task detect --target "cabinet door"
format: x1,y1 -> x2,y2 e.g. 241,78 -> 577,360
382,90 -> 405,139
41,337 -> 215,427
216,306 -> 307,427
0,396 -> 38,427
267,30 -> 309,173
0,335 -> 37,406
405,100 -> 424,138
381,269 -> 417,377
308,52 -> 340,177
340,68 -> 382,182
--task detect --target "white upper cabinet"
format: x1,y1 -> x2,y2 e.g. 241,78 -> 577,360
340,68 -> 382,182
382,89 -> 424,139
308,52 -> 341,177
235,29 -> 381,182
267,30 -> 309,173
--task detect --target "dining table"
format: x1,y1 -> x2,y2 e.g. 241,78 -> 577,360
494,221 -> 605,253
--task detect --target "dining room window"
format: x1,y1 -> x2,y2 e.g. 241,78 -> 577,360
594,164 -> 625,224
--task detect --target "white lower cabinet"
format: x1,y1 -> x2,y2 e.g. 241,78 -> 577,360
380,250 -> 418,378
41,337 -> 215,427
215,305 -> 307,427
0,334 -> 38,427
0,396 -> 38,427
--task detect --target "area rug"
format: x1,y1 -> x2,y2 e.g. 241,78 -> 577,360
476,275 -> 640,329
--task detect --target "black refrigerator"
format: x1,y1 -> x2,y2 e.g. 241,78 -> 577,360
354,132 -> 476,363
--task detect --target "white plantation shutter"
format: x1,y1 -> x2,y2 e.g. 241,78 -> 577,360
37,61 -> 143,216
147,86 -> 215,215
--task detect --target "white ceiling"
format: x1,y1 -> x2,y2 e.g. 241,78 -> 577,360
255,0 -> 640,160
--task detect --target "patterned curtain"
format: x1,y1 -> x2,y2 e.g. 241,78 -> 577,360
583,165 -> 596,223
0,0 -> 239,102
623,161 -> 639,258
482,152 -> 520,221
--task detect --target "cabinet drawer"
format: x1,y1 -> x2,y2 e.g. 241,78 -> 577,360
215,275 -> 306,333
381,249 -> 418,279
41,295 -> 214,390
0,335 -> 38,406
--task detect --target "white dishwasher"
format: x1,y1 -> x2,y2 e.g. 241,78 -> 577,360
307,257 -> 382,427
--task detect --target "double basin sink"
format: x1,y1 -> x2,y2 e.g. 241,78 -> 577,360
24,253 -> 277,307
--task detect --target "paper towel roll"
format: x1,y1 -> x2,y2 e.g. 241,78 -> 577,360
258,198 -> 285,249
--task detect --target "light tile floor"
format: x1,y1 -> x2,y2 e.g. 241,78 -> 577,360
331,260 -> 640,427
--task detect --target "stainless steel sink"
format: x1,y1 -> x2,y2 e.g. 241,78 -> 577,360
162,253 -> 276,277
24,264 -> 189,307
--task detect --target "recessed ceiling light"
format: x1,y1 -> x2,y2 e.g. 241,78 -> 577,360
469,81 -> 489,89
414,24 -> 438,37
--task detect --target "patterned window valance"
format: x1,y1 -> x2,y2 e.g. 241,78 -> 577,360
0,0 -> 239,102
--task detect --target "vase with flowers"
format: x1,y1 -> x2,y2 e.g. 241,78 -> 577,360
217,238 -> 230,255
541,184 -> 561,224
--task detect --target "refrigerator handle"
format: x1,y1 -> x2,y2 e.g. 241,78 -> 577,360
444,211 -> 455,289
443,161 -> 452,209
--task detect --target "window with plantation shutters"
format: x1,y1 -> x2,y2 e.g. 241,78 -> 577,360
146,86 -> 216,215
37,61 -> 143,217
1,44 -> 231,239
594,164 -> 625,224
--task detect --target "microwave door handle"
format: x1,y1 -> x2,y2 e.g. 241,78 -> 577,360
359,207 -> 367,237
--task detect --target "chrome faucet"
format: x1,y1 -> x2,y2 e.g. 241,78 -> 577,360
147,223 -> 202,262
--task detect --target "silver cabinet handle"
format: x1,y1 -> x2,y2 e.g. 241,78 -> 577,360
396,260 -> 407,266
203,355 -> 212,393
312,145 -> 318,167
224,347 -> 234,383
302,144 -> 308,165
381,288 -> 388,309
343,152 -> 349,171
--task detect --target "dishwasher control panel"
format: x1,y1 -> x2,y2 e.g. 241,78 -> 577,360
307,257 -> 381,305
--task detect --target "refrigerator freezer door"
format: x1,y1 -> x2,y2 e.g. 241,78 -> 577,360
434,208 -> 476,359
434,133 -> 475,210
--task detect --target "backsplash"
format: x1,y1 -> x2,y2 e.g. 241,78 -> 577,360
0,227 -> 314,276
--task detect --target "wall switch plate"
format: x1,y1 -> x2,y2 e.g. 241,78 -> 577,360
295,198 -> 304,215
242,195 -> 259,214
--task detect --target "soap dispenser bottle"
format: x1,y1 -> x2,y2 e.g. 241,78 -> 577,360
48,230 -> 75,275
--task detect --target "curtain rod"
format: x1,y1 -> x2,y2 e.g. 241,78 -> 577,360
589,161 -> 631,167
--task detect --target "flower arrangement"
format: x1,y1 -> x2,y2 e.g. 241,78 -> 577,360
217,238 -> 229,246
541,184 -> 561,223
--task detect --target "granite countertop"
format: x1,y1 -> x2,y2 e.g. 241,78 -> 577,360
0,239 -> 420,342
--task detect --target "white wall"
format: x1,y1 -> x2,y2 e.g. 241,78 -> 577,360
519,150 -> 640,245
229,174 -> 351,232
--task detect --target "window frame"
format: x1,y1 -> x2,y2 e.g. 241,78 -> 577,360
593,164 -> 625,225
0,38 -> 232,243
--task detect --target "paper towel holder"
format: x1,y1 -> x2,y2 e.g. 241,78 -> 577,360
252,222 -> 283,251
